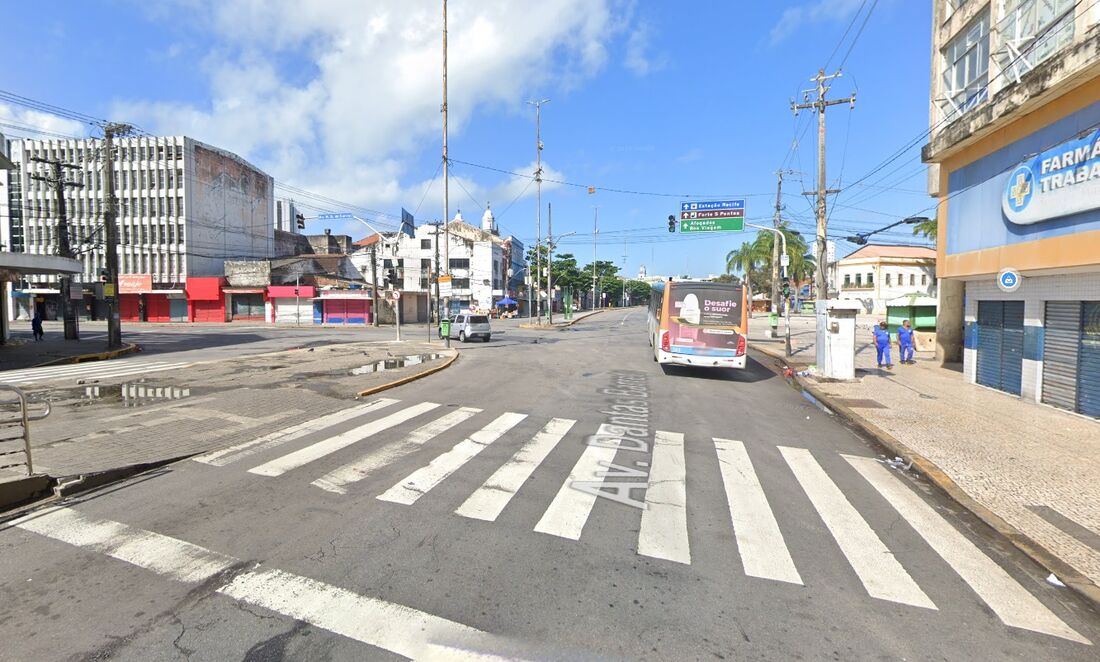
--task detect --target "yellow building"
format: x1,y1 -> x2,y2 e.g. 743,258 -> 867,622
924,0 -> 1100,418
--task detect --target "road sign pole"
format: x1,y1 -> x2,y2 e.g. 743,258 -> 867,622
393,290 -> 402,342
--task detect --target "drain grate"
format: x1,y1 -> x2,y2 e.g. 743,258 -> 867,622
832,398 -> 887,409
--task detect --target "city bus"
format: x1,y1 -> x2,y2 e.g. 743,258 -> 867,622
648,279 -> 749,369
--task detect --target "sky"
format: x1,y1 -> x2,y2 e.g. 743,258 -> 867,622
1,0 -> 936,280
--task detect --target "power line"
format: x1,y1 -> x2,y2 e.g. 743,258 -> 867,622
835,0 -> 880,73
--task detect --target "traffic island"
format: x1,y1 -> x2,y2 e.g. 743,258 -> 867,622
519,308 -> 607,329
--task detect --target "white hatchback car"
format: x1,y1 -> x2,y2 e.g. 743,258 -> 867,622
443,313 -> 492,342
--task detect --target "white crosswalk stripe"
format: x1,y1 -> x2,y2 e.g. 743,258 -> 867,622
194,399 -> 399,466
313,407 -> 483,494
0,360 -> 190,385
377,412 -> 527,505
637,431 -> 690,565
845,455 -> 1089,644
533,423 -> 623,541
180,402 -> 1088,642
455,418 -> 575,522
714,438 -> 802,585
249,402 -> 441,477
779,446 -> 937,610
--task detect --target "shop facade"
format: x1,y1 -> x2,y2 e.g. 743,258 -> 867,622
267,285 -> 315,325
185,276 -> 226,323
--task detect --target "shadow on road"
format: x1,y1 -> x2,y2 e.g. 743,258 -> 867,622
659,357 -> 773,383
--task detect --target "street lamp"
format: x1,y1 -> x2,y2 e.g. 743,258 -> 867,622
847,216 -> 929,245
745,223 -> 794,357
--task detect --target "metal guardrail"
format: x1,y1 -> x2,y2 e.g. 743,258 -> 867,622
0,384 -> 50,476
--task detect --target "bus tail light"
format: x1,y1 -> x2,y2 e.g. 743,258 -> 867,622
660,331 -> 670,352
735,334 -> 746,356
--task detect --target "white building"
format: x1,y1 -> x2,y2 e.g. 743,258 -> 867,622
274,198 -> 302,234
350,206 -> 525,321
4,135 -> 273,320
836,245 -> 937,314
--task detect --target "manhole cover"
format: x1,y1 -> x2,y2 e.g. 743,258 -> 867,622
832,398 -> 887,409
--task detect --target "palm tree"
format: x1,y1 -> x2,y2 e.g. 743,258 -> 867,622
912,217 -> 937,244
726,242 -> 764,300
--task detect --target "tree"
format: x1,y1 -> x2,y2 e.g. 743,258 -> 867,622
912,217 -> 937,243
581,260 -> 621,306
726,242 -> 765,299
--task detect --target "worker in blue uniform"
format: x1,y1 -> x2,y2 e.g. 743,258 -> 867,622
873,320 -> 893,369
897,319 -> 916,365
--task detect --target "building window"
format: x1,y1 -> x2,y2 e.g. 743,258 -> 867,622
449,258 -> 470,270
996,0 -> 1076,82
940,10 -> 989,120
885,273 -> 892,286
421,239 -> 431,249
421,258 -> 431,270
922,274 -> 928,286
855,273 -> 862,287
452,278 -> 470,289
867,272 -> 874,286
910,274 -> 916,286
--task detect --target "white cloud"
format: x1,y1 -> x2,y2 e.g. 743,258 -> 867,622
0,103 -> 88,140
769,0 -> 867,45
115,0 -> 627,217
624,22 -> 666,76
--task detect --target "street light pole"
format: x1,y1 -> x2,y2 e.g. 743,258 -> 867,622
746,222 -> 792,357
592,206 -> 598,311
527,98 -> 549,324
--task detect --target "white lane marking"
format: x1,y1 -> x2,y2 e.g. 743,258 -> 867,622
0,360 -> 179,379
637,431 -> 691,564
249,402 -> 440,477
15,508 -> 512,659
533,423 -> 621,540
377,412 -> 528,505
194,399 -> 399,466
0,362 -> 189,384
455,418 -> 575,522
779,446 -> 936,609
12,507 -> 236,583
313,407 -> 483,494
714,439 -> 802,585
845,455 -> 1090,644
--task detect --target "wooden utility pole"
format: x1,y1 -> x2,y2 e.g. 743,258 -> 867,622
102,124 -> 131,349
792,70 -> 854,301
30,156 -> 84,339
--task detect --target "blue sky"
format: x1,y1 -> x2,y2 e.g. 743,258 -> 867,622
1,0 -> 935,279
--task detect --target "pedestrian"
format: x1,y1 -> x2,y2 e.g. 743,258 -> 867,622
897,319 -> 916,365
873,320 -> 893,369
31,311 -> 44,342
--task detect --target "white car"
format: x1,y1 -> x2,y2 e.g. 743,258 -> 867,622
442,313 -> 492,342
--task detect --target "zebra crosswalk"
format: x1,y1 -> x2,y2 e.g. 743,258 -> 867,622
0,359 -> 191,386
190,397 -> 1089,644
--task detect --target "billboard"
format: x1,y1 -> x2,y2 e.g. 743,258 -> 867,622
668,283 -> 745,357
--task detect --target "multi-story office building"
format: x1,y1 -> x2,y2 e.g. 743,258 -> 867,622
5,135 -> 273,320
923,1 -> 1100,417
274,198 -> 302,234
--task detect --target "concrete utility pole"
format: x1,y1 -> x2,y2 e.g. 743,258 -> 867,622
527,98 -> 549,324
547,203 -> 553,325
30,156 -> 84,340
770,170 -> 784,314
791,70 -> 854,301
441,0 -> 451,345
102,123 -> 131,349
370,243 -> 379,327
592,206 -> 598,311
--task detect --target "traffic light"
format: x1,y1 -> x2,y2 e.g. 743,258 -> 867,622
781,277 -> 791,298
296,213 -> 305,230
668,214 -> 676,233
387,268 -> 398,287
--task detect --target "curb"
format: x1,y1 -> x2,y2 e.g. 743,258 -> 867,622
519,308 -> 607,330
751,343 -> 1100,609
32,342 -> 140,368
356,350 -> 459,398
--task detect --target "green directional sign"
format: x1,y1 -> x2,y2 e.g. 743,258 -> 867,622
680,216 -> 745,233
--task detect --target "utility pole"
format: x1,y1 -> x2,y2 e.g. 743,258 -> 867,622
547,203 -> 553,325
528,98 -> 549,323
102,124 -> 130,349
792,70 -> 854,301
30,157 -> 84,340
441,0 -> 451,346
770,170 -> 784,314
370,243 -> 379,327
592,206 -> 598,311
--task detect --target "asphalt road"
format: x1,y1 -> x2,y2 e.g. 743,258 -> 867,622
1,310 -> 1097,660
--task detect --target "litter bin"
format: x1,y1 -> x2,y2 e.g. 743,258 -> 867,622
439,318 -> 451,339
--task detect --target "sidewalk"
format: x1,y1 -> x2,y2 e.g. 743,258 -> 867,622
749,312 -> 1100,605
1,322 -> 130,372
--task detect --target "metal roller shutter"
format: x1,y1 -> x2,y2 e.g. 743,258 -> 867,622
976,301 -> 1003,390
1000,301 -> 1024,396
1042,302 -> 1080,411
1079,302 -> 1100,419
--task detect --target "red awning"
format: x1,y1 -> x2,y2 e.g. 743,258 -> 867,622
223,288 -> 266,294
186,277 -> 225,301
268,285 -> 315,298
